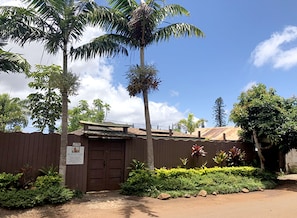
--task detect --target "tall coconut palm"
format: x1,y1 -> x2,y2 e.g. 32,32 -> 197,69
74,0 -> 204,170
0,0 -> 127,183
0,40 -> 30,73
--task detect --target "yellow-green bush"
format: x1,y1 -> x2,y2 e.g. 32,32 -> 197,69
121,166 -> 277,198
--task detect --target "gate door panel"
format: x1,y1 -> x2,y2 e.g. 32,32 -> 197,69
87,140 -> 125,191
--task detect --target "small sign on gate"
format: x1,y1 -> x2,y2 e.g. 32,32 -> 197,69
66,142 -> 84,165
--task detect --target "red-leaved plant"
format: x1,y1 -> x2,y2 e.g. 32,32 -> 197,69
191,144 -> 207,157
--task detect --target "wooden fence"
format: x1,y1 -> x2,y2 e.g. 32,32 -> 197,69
0,132 -> 259,192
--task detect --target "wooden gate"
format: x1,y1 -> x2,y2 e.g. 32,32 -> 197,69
87,139 -> 125,191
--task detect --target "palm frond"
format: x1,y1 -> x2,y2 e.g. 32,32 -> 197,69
0,49 -> 30,73
90,6 -> 130,35
24,0 -> 63,20
0,6 -> 47,45
70,34 -> 128,59
152,23 -> 204,44
107,0 -> 138,15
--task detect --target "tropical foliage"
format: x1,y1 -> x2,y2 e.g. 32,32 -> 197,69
74,0 -> 204,170
0,40 -> 30,74
191,144 -> 207,157
0,0 -> 128,183
26,65 -> 62,133
177,113 -> 205,134
0,170 -> 73,209
0,93 -> 28,132
121,166 -> 277,197
230,83 -> 297,169
68,99 -> 110,132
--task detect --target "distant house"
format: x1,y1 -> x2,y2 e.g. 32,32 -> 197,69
193,127 -> 241,141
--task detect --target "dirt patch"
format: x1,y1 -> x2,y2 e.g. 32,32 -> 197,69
1,183 -> 297,218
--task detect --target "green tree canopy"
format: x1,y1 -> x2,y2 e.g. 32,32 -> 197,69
0,93 -> 28,132
213,97 -> 227,127
229,83 -> 286,169
177,113 -> 205,135
68,99 -> 110,132
26,65 -> 62,133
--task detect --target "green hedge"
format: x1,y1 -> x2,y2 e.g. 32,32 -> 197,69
121,166 -> 277,197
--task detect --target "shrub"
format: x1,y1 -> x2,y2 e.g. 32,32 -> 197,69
43,186 -> 74,204
0,189 -> 44,209
213,150 -> 228,167
39,165 -> 59,176
18,164 -> 34,189
121,166 -> 277,198
121,169 -> 157,196
127,159 -> 147,170
34,175 -> 62,189
227,146 -> 246,166
0,170 -> 74,209
0,172 -> 22,191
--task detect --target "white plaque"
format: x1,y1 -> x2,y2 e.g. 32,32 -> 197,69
66,146 -> 84,165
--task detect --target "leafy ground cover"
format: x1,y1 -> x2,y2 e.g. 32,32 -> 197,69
0,167 -> 74,209
121,166 -> 277,198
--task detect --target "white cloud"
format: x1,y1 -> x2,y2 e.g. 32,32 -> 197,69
242,81 -> 257,92
251,26 -> 297,70
0,1 -> 184,131
170,90 -> 179,97
0,0 -> 23,6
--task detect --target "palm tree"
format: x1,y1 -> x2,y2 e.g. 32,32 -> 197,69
0,0 -> 127,183
0,40 -> 30,73
0,93 -> 28,132
178,113 -> 205,134
74,0 -> 204,170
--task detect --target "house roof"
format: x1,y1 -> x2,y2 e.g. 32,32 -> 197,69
71,121 -> 241,141
193,127 -> 241,141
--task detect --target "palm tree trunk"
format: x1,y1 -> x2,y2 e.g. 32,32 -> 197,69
59,46 -> 68,185
143,89 -> 154,170
252,129 -> 265,170
140,45 -> 154,170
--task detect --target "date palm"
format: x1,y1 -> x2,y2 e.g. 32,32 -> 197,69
75,0 -> 204,169
0,0 -> 127,183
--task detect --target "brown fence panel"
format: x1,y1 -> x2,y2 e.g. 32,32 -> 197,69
0,132 -> 60,178
66,134 -> 89,192
125,137 -> 256,177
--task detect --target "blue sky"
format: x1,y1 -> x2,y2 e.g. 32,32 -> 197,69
1,0 -> 297,131
104,0 -> 297,126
